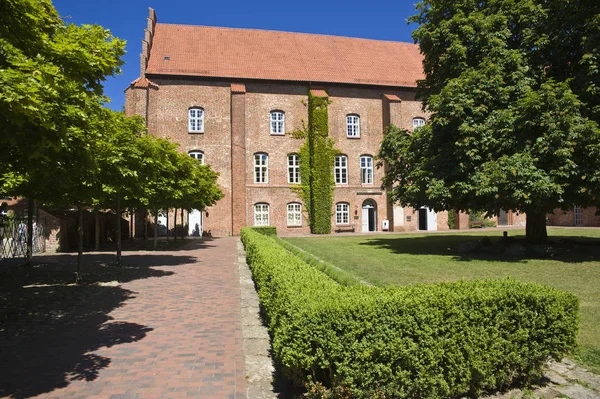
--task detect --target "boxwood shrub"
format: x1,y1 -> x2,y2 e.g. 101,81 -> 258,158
249,226 -> 277,237
241,228 -> 579,398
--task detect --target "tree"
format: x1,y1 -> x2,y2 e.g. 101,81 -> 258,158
379,0 -> 600,244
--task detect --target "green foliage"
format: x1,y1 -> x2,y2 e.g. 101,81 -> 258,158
0,0 -> 125,186
249,226 -> 277,237
242,228 -> 579,398
277,238 -> 362,287
291,92 -> 337,234
447,210 -> 456,229
380,0 -> 600,244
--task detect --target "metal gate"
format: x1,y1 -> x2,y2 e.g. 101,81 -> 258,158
0,218 -> 45,260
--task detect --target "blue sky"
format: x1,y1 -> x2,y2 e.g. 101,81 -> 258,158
52,0 -> 420,111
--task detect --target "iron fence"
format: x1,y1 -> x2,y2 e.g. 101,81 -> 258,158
0,218 -> 45,260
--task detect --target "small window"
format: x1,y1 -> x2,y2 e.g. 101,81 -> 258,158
336,203 -> 350,225
254,153 -> 268,184
360,155 -> 373,184
287,203 -> 302,226
188,108 -> 205,133
334,155 -> 348,184
188,150 -> 204,164
254,203 -> 270,226
288,154 -> 301,184
413,117 -> 425,131
270,111 -> 285,135
346,114 -> 360,138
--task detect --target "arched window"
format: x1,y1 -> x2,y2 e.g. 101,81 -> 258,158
188,107 -> 204,133
334,155 -> 348,184
188,150 -> 204,164
270,111 -> 285,135
254,203 -> 270,226
360,155 -> 373,184
336,202 -> 350,225
287,203 -> 302,226
254,153 -> 268,183
413,117 -> 425,131
346,114 -> 360,138
288,153 -> 300,184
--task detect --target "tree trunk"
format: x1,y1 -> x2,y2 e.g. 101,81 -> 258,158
76,206 -> 83,283
525,210 -> 548,244
26,198 -> 34,266
94,207 -> 100,251
153,209 -> 159,250
173,208 -> 177,241
116,193 -> 122,266
130,209 -> 134,242
166,208 -> 169,241
143,208 -> 148,240
181,209 -> 184,239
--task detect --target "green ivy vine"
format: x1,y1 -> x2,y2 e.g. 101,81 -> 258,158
290,91 -> 337,234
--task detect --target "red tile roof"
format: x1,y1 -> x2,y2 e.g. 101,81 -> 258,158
130,77 -> 159,89
146,24 -> 424,88
310,89 -> 328,97
230,83 -> 246,93
383,93 -> 401,101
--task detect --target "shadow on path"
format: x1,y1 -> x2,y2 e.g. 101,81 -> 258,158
0,244 -> 190,398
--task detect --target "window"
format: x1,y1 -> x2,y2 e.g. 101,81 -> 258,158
413,117 -> 425,131
336,203 -> 350,225
288,154 -> 300,184
188,108 -> 204,133
254,153 -> 268,183
254,203 -> 270,226
270,111 -> 285,135
287,203 -> 302,226
334,155 -> 348,184
346,114 -> 360,138
188,150 -> 204,164
360,155 -> 373,184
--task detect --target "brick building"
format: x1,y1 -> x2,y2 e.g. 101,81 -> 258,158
127,8 -> 588,237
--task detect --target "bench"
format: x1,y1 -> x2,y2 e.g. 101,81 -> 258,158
335,225 -> 355,233
469,221 -> 484,228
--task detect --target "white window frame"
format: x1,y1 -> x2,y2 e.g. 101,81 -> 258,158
336,203 -> 350,225
270,111 -> 285,135
254,153 -> 268,184
188,150 -> 204,164
346,114 -> 360,138
360,155 -> 373,184
254,203 -> 270,226
413,117 -> 425,131
335,155 -> 348,184
188,108 -> 205,133
288,154 -> 300,184
287,203 -> 302,226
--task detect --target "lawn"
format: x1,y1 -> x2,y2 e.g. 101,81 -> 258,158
284,227 -> 600,372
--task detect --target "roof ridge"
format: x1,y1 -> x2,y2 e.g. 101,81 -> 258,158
155,22 -> 418,46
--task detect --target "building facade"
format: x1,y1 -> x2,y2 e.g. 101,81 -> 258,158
126,9 -> 594,237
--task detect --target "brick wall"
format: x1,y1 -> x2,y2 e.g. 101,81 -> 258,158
547,207 -> 600,227
126,77 -> 448,236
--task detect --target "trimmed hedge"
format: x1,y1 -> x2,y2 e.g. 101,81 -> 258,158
241,228 -> 579,398
249,226 -> 277,237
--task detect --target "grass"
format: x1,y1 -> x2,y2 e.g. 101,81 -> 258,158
284,227 -> 600,373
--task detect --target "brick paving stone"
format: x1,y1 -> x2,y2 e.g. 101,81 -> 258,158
0,237 -> 247,399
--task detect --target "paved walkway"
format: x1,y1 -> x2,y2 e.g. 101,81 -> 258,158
0,237 -> 248,399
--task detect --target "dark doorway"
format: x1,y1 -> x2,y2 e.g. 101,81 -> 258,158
418,208 -> 427,230
498,209 -> 508,226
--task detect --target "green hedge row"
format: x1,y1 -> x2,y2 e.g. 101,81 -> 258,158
241,228 -> 579,398
249,226 -> 277,237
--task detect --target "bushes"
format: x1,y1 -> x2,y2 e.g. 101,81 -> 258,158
241,228 -> 579,398
249,226 -> 277,237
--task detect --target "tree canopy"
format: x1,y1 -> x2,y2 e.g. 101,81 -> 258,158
379,0 -> 600,243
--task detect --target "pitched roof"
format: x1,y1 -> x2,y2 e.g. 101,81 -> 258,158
130,77 -> 159,89
145,24 -> 424,88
